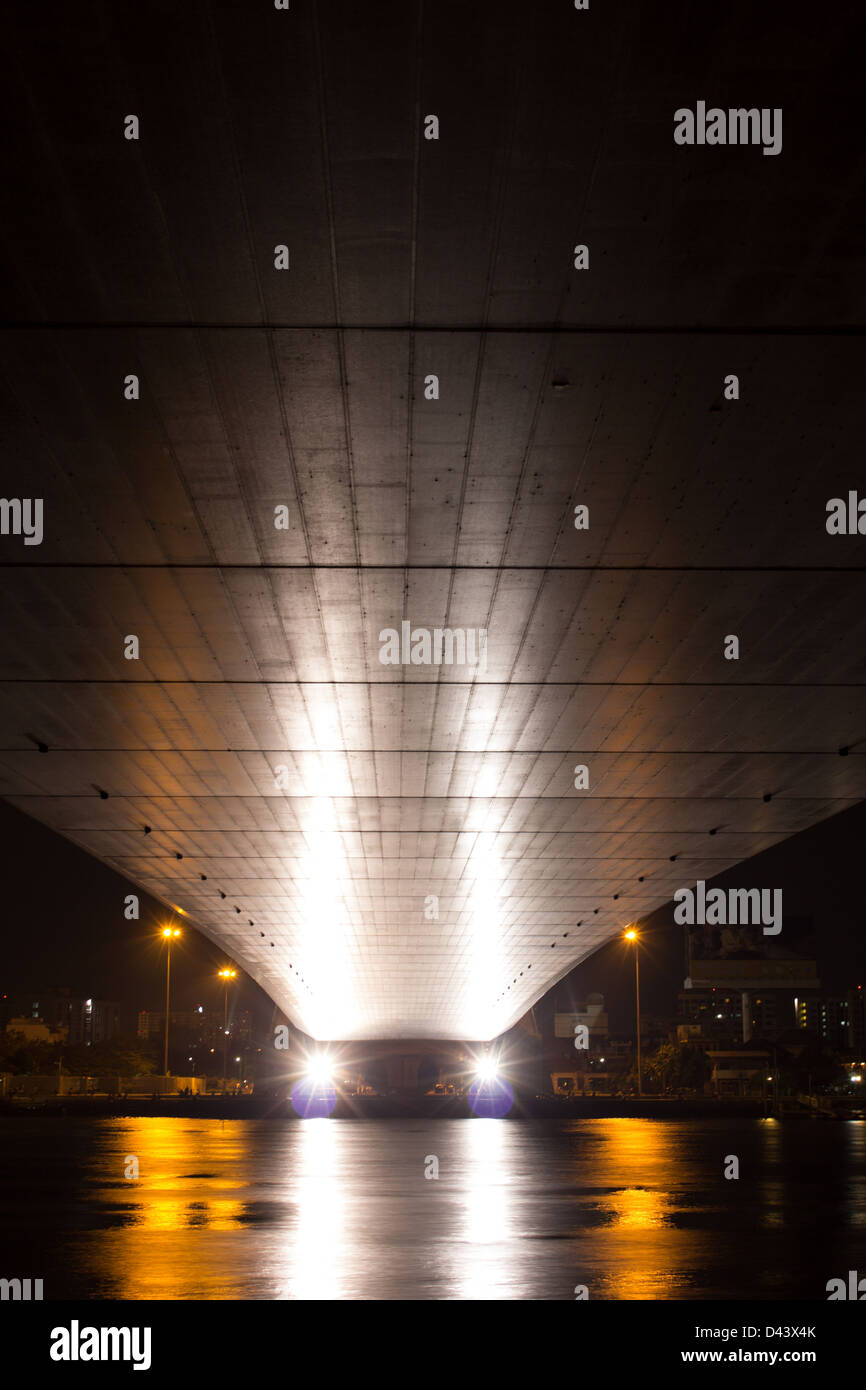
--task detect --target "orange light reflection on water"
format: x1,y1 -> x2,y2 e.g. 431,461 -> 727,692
581,1119 -> 680,1300
78,1118 -> 253,1299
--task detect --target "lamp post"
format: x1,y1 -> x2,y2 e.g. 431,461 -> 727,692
218,968 -> 237,1094
624,928 -> 642,1097
161,926 -> 181,1075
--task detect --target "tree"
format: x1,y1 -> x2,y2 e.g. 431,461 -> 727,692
642,1041 -> 710,1093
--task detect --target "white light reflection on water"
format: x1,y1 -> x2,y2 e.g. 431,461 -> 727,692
0,1116 -> 865,1300
281,1118 -> 346,1300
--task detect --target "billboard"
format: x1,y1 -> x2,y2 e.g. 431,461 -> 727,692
684,913 -> 819,991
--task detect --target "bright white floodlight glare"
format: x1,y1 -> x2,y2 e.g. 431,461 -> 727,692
475,1057 -> 499,1083
305,1057 -> 334,1086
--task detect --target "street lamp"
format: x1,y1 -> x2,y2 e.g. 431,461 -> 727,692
624,928 -> 642,1097
161,926 -> 181,1075
218,968 -> 238,1094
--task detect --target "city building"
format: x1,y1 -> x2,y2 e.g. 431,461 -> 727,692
136,1007 -> 253,1044
553,993 -> 609,1050
845,987 -> 865,1053
794,994 -> 851,1050
706,1047 -> 773,1098
9,990 -> 122,1046
4,1015 -> 67,1044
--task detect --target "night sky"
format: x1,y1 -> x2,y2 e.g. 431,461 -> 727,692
562,797 -> 866,1033
2,793 -> 865,1037
0,799 -> 277,1031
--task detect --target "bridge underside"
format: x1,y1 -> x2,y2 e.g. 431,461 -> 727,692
0,2 -> 864,1039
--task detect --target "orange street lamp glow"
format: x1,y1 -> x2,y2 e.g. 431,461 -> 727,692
624,927 -> 642,1096
161,926 -> 181,1073
218,967 -> 239,1092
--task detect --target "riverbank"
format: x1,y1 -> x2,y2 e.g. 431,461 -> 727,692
0,1093 -> 785,1120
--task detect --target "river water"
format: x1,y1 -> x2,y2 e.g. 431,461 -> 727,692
1,1115 -> 864,1300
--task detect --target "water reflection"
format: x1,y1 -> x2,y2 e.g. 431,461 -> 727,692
589,1121 -> 677,1299
78,1119 -> 254,1298
283,1119 -> 345,1300
456,1119 -> 512,1298
845,1121 -> 866,1227
1,1115 -> 865,1300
